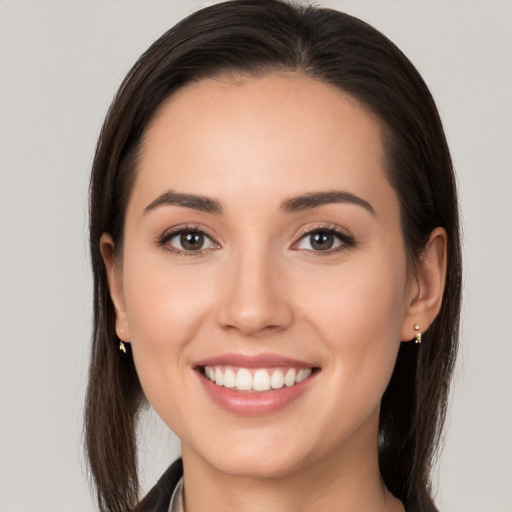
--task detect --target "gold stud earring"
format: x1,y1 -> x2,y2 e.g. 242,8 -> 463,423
119,341 -> 127,353
414,325 -> 422,344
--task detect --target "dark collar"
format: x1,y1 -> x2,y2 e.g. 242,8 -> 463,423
135,458 -> 183,512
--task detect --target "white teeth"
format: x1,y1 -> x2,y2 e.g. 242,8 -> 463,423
215,367 -> 224,386
270,370 -> 285,389
253,369 -> 271,391
284,368 -> 296,387
235,368 -> 253,391
224,368 -> 236,388
204,366 -> 313,392
296,368 -> 312,383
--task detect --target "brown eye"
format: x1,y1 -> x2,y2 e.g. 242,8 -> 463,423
294,228 -> 354,253
165,229 -> 218,253
309,232 -> 335,251
180,231 -> 205,251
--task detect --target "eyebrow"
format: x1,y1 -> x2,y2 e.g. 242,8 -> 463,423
144,191 -> 223,215
280,191 -> 375,215
143,189 -> 374,216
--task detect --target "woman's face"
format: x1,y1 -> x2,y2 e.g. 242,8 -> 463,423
104,74 -> 420,478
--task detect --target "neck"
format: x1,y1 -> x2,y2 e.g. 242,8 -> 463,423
180,416 -> 403,512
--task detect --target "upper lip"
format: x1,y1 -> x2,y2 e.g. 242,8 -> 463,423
193,352 -> 316,369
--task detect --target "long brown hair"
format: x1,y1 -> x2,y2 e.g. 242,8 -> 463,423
85,1 -> 461,511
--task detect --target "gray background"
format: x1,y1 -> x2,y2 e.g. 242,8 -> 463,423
0,1 -> 511,511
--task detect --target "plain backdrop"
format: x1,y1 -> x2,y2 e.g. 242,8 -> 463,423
0,1 -> 511,511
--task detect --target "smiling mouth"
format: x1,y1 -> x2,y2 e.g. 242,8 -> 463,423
200,365 -> 317,393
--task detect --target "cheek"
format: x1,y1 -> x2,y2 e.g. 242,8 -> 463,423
119,254 -> 215,406
121,231 -> 218,341
302,250 -> 406,324
299,253 -> 407,400
124,269 -> 205,347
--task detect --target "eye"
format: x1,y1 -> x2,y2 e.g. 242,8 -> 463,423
159,227 -> 219,255
293,228 -> 355,253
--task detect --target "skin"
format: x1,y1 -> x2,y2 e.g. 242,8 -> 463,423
102,74 -> 447,512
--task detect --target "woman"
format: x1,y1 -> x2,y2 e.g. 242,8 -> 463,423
85,1 -> 461,511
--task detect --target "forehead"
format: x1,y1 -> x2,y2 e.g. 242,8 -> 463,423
129,74 -> 397,219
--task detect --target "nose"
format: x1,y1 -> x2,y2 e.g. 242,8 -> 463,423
216,247 -> 294,337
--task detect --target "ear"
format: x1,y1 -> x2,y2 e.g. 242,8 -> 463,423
100,233 -> 131,342
401,227 -> 447,341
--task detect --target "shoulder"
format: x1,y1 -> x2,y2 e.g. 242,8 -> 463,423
134,458 -> 183,512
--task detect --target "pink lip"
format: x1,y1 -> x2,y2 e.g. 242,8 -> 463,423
193,352 -> 314,369
193,353 -> 319,416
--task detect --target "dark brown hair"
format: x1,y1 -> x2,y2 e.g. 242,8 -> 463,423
85,1 -> 461,511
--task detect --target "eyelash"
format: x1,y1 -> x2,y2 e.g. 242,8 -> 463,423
156,224 -> 218,257
292,224 -> 357,255
156,223 -> 357,257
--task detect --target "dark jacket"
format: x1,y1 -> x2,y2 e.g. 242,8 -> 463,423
135,458 -> 183,512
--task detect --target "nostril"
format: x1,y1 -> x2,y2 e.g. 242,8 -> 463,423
217,303 -> 294,337
220,322 -> 285,337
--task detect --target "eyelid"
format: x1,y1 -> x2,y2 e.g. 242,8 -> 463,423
155,222 -> 356,256
156,224 -> 221,256
290,223 -> 357,253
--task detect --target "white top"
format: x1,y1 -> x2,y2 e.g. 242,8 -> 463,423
168,476 -> 184,512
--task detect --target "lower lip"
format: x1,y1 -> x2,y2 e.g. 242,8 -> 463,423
196,369 -> 317,416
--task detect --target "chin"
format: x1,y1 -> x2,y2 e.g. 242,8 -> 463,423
213,453 -> 307,480
187,431 -> 318,480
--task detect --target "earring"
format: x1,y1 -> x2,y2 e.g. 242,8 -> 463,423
414,324 -> 422,344
119,341 -> 127,353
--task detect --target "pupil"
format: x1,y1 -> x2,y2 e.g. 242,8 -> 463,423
311,232 -> 333,251
181,232 -> 204,250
